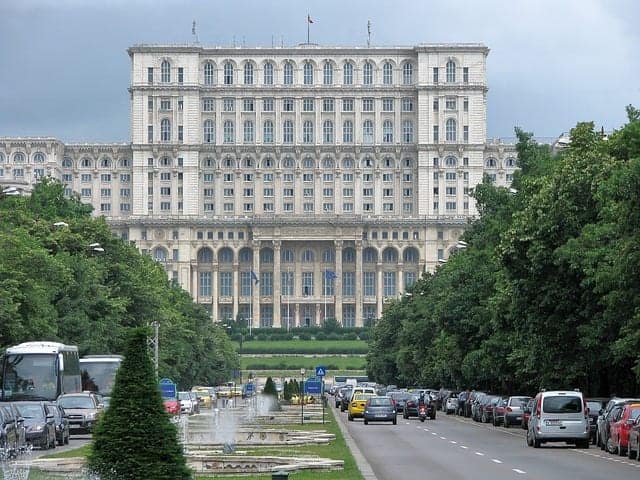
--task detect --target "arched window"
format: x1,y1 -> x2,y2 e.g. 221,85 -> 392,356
342,248 -> 356,263
223,120 -> 234,143
263,62 -> 274,85
203,119 -> 215,143
0,152 -> 4,164
283,120 -> 294,144
383,120 -> 393,143
363,120 -> 374,144
363,248 -> 377,263
99,157 -> 111,168
262,156 -> 273,168
282,156 -> 295,169
403,63 -> 414,84
403,248 -> 418,263
343,62 -> 353,85
486,157 -> 497,168
446,60 -> 456,82
120,158 -> 131,167
218,248 -> 234,263
239,248 -> 253,263
160,156 -> 171,167
283,61 -> 293,85
383,62 -> 393,85
446,118 -> 457,142
301,250 -> 315,262
33,153 -> 45,163
202,157 -> 215,168
323,62 -> 333,85
506,157 -> 516,167
263,120 -> 274,143
303,61 -> 314,85
204,62 -> 215,85
445,156 -> 457,167
223,61 -> 234,85
342,157 -> 354,169
242,156 -> 254,168
281,249 -> 294,263
81,157 -> 92,168
244,62 -> 254,84
160,119 -> 171,142
383,156 -> 395,168
362,156 -> 374,168
62,157 -> 72,168
198,247 -> 214,263
382,248 -> 398,263
302,157 -> 315,169
403,120 -> 414,143
343,120 -> 353,143
403,157 -> 413,168
363,61 -> 373,85
153,247 -> 168,261
322,249 -> 335,263
13,152 -> 25,163
223,156 -> 235,168
303,121 -> 314,143
323,120 -> 334,144
260,248 -> 274,264
161,60 -> 170,82
322,157 -> 334,169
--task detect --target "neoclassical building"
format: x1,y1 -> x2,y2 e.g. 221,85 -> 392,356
0,42 -> 517,328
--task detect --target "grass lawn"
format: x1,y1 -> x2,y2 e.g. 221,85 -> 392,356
236,339 -> 368,354
241,355 -> 366,371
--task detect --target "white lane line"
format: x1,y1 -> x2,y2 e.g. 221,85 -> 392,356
460,445 -> 468,449
512,469 -> 526,474
431,432 -> 437,436
450,440 -> 457,444
440,436 -> 447,440
423,428 -> 429,432
475,452 -> 485,456
491,459 -> 503,464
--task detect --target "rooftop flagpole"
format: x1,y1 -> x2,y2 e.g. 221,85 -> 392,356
307,14 -> 313,44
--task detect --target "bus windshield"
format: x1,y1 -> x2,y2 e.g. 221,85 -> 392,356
2,354 -> 58,401
81,361 -> 120,397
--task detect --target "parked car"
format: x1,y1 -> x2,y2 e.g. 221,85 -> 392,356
585,398 -> 608,444
445,393 -> 458,415
178,391 -> 198,415
470,392 -> 488,421
479,395 -> 502,423
387,391 -> 411,413
522,398 -> 535,430
492,397 -> 508,426
335,386 -> 351,409
46,403 -> 70,446
348,392 -> 375,421
627,416 -> 640,460
403,395 -> 421,419
526,390 -> 590,449
191,386 -> 214,409
606,403 -> 640,456
57,392 -> 103,435
0,405 -> 19,457
0,404 -> 26,455
163,397 -> 180,416
597,397 -> 640,450
500,396 -> 531,428
14,401 -> 56,449
363,396 -> 397,425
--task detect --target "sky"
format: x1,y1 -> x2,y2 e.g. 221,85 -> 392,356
1,0 -> 639,143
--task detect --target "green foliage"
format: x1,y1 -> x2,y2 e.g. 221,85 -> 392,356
86,329 -> 192,480
263,376 -> 277,397
234,340 -> 368,355
367,108 -> 640,395
0,179 -> 239,388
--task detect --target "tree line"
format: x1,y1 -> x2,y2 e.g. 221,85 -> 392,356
0,179 -> 239,389
367,107 -> 640,396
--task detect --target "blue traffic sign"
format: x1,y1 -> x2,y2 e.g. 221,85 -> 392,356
315,365 -> 327,377
304,378 -> 323,394
159,378 -> 177,399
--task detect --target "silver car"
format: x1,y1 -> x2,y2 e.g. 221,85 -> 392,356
504,396 -> 531,427
526,390 -> 590,448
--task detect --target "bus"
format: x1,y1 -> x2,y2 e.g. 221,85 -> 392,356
0,342 -> 82,402
80,355 -> 123,400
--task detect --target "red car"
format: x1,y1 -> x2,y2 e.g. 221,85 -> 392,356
628,416 -> 640,460
607,403 -> 640,456
163,398 -> 180,415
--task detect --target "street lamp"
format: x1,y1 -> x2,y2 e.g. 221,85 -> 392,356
300,368 -> 306,425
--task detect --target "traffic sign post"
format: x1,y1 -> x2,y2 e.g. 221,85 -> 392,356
314,366 -> 328,424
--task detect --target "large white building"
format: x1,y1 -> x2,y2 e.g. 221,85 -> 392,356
0,43 -> 516,328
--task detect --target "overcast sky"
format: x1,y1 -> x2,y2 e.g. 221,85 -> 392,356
1,0 -> 638,143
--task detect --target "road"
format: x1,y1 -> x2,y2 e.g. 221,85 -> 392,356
335,407 -> 640,480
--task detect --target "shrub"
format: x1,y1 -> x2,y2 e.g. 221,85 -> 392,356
299,332 -> 312,340
315,332 -> 327,341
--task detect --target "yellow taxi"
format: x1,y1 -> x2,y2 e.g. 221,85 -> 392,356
348,392 -> 375,421
191,387 -> 214,409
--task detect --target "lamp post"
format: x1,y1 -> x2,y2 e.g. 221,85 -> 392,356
300,368 -> 305,425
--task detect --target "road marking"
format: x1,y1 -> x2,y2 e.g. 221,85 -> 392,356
450,440 -> 457,444
512,469 -> 526,474
440,436 -> 447,440
431,432 -> 437,436
491,459 -> 503,464
475,451 -> 485,456
460,445 -> 468,449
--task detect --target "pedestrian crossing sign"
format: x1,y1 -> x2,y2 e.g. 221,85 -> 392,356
315,366 -> 327,377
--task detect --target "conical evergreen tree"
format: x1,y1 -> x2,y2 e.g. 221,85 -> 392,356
86,328 -> 192,480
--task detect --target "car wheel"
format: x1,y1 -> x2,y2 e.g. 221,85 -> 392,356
533,435 -> 541,448
618,440 -> 626,456
482,412 -> 487,423
364,419 -> 368,425
579,439 -> 589,449
606,437 -> 616,454
65,432 -> 70,445
600,434 -> 606,450
348,414 -> 353,421
526,431 -> 533,447
627,444 -> 635,459
392,417 -> 397,425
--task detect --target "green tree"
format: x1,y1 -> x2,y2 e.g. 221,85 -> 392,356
87,328 -> 191,480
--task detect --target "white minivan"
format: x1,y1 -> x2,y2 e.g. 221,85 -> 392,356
527,390 -> 590,448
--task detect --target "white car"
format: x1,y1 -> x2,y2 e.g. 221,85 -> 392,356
178,391 -> 197,415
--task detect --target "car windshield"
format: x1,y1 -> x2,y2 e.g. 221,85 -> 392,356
58,396 -> 95,409
16,404 -> 44,419
510,396 -> 530,406
369,397 -> 392,406
543,396 -> 582,414
630,408 -> 640,420
178,392 -> 190,400
587,401 -> 603,412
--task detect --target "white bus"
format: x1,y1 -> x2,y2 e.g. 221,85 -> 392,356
80,355 -> 123,399
0,342 -> 82,402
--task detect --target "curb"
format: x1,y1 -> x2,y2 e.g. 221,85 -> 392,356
329,397 -> 378,480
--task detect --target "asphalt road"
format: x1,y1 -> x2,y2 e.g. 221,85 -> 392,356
335,407 -> 640,480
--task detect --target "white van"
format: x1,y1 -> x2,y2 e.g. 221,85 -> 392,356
526,390 -> 590,448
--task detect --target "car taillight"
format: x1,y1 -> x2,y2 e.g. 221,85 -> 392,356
536,403 -> 541,419
506,407 -> 512,412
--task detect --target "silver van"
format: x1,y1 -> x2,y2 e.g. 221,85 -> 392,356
526,390 -> 590,448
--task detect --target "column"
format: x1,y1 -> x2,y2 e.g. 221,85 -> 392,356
212,261 -> 219,322
232,263 -> 239,320
294,303 -> 300,328
334,240 -> 343,323
273,240 -> 282,327
376,263 -> 383,320
397,262 -> 404,295
252,240 -> 260,329
355,240 -> 363,327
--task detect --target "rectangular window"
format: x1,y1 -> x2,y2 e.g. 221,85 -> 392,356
203,173 -> 214,182
342,272 -> 355,296
283,173 -> 294,182
147,125 -> 153,143
100,188 -> 111,197
463,126 -> 469,142
281,271 -> 294,296
303,202 -> 314,212
383,188 -> 393,196
343,202 -> 353,212
260,272 -> 273,296
243,203 -> 253,212
224,188 -> 234,196
343,188 -> 353,197
283,188 -> 294,197
178,125 -> 183,141
303,173 -> 313,182
433,125 -> 439,142
81,173 -> 92,182
148,97 -> 153,111
303,188 -> 314,197
160,201 -> 171,210
403,173 -> 412,182
302,98 -> 314,112
263,202 -> 274,212
463,97 -> 469,112
81,188 -> 92,197
323,173 -> 333,182
178,100 -> 183,111
219,272 -> 233,296
463,67 -> 469,83
382,98 -> 394,112
223,98 -> 235,112
243,98 -> 254,112
342,98 -> 354,112
160,172 -> 171,181
383,271 -> 396,297
120,203 -> 130,212
403,188 -> 412,197
203,188 -> 214,197
322,187 -> 333,197
433,67 -> 439,83
224,203 -> 234,212
343,173 -> 353,182
363,202 -> 373,212
62,173 -> 73,182
363,188 -> 374,197
147,67 -> 153,84
302,272 -> 314,296
403,202 -> 413,213
283,202 -> 293,212
322,203 -> 333,212
223,173 -> 233,182
243,188 -> 254,197
363,272 -> 376,296
446,97 -> 456,110
283,98 -> 294,111
177,67 -> 184,83
362,98 -> 374,112
263,187 -> 274,197
199,272 -> 212,296
160,98 -> 171,110
100,203 -> 111,212
322,98 -> 334,112
402,97 -> 413,112
264,173 -> 273,182
263,97 -> 274,111
445,172 -> 456,180
120,188 -> 131,197
433,98 -> 439,111
446,201 -> 457,210
383,202 -> 394,211
203,98 -> 215,111
446,187 -> 456,195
